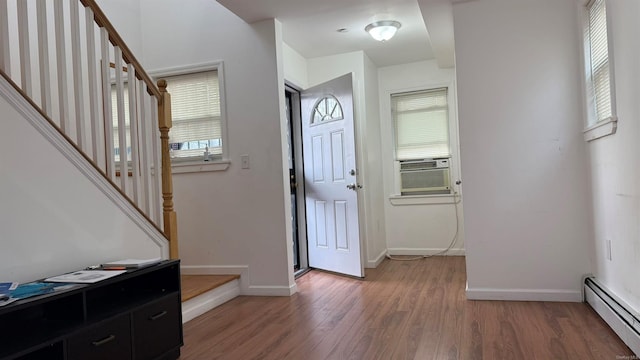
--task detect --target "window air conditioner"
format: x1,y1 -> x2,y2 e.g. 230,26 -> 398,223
399,159 -> 450,195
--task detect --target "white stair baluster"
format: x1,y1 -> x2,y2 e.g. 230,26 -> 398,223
128,64 -> 141,206
36,0 -> 51,116
100,28 -> 115,181
151,98 -> 162,226
54,0 -> 69,133
70,0 -> 85,149
114,46 -> 128,194
139,81 -> 152,215
85,6 -> 100,162
0,1 -> 11,76
17,0 -> 31,96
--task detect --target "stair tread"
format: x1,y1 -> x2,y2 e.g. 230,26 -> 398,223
181,275 -> 240,302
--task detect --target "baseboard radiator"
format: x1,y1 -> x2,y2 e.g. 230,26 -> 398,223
584,277 -> 640,355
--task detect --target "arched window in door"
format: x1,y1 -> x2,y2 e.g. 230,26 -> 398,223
311,95 -> 343,125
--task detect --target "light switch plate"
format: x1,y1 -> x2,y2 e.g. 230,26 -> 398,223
241,154 -> 250,169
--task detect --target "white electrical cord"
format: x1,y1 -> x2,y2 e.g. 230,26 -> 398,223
386,192 -> 461,261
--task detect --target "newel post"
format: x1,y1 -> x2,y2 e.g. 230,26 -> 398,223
157,80 -> 179,259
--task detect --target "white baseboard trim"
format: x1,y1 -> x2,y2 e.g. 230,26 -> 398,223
246,283 -> 297,296
366,250 -> 387,268
182,279 -> 240,323
466,285 -> 582,302
180,265 -> 249,276
387,248 -> 466,256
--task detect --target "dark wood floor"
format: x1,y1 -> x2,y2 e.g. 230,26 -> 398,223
179,256 -> 632,360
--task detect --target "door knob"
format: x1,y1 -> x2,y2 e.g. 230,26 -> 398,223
346,183 -> 357,190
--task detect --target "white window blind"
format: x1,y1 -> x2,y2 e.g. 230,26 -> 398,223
111,70 -> 222,162
392,88 -> 449,160
165,71 -> 222,158
587,0 -> 612,123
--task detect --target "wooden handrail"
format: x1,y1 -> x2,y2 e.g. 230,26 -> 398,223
79,0 -> 161,99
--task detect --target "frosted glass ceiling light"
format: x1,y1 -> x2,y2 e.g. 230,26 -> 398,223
365,20 -> 401,41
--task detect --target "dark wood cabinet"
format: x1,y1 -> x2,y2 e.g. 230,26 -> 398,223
67,314 -> 132,360
132,293 -> 182,360
0,260 -> 183,360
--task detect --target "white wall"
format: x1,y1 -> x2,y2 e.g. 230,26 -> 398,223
96,0 -> 144,60
282,43 -> 308,90
306,51 -> 387,268
362,53 -> 387,267
378,60 -> 464,256
0,78 -> 163,283
453,0 -> 592,301
138,0 -> 294,295
587,0 -> 640,314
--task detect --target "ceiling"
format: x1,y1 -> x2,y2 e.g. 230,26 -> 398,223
216,0 -> 457,68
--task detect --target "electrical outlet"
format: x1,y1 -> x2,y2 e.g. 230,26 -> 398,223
606,239 -> 612,261
241,154 -> 250,169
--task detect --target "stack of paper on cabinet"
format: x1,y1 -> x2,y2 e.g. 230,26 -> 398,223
101,257 -> 162,269
45,271 -> 126,283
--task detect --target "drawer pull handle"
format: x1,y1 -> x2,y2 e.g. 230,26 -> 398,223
149,310 -> 168,321
92,335 -> 116,347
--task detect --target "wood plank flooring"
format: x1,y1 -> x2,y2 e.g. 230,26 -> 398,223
179,257 -> 633,359
181,275 -> 240,302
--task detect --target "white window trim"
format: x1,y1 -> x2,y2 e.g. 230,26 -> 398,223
389,193 -> 460,206
172,160 -> 230,174
149,61 -> 229,173
580,0 -> 617,142
583,116 -> 617,142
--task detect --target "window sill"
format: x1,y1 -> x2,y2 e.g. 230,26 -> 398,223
389,193 -> 460,206
171,159 -> 230,174
584,117 -> 617,142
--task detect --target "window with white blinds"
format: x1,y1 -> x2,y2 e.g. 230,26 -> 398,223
586,0 -> 614,124
392,88 -> 450,160
111,69 -> 223,162
165,71 -> 222,159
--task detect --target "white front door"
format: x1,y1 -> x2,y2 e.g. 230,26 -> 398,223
301,73 -> 363,278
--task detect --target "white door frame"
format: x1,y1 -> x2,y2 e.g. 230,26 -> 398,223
285,83 -> 309,273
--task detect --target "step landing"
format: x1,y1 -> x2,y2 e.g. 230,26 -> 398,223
181,275 -> 241,323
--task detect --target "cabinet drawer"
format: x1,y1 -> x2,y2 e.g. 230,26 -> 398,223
133,293 -> 182,360
14,342 -> 63,360
67,315 -> 132,360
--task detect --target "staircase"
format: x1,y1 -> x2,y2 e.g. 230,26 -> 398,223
0,0 -> 178,257
0,0 -> 244,321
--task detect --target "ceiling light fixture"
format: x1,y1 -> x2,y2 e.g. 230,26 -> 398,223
365,20 -> 401,42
